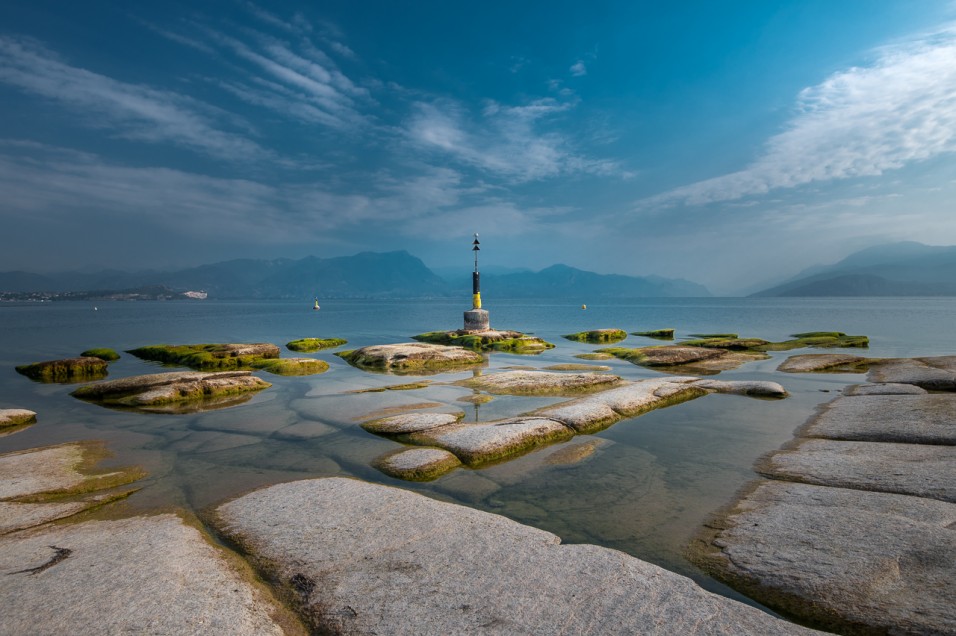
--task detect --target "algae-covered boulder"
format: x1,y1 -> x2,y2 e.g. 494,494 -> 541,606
372,447 -> 462,481
80,348 -> 120,362
336,343 -> 483,374
15,357 -> 109,383
255,358 -> 329,376
562,329 -> 628,343
71,371 -> 271,412
413,329 -> 554,353
632,329 -> 675,339
127,343 -> 280,370
286,338 -> 347,352
0,409 -> 37,435
456,370 -> 621,396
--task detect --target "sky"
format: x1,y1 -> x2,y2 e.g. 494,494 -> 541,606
1,0 -> 955,295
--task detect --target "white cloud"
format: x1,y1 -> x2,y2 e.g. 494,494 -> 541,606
570,61 -> 587,76
0,36 -> 266,160
642,23 -> 956,208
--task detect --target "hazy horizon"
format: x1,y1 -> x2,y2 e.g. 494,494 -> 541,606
1,1 -> 955,295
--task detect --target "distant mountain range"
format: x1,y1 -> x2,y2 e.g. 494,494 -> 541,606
0,251 -> 711,299
752,242 -> 956,297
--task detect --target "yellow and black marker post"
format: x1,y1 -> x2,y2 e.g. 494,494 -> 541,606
472,234 -> 481,309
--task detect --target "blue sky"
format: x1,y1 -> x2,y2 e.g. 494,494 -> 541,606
1,1 -> 954,294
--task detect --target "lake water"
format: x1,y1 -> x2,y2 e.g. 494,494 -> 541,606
1,296 -> 954,609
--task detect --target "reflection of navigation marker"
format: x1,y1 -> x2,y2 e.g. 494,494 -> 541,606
463,233 -> 490,332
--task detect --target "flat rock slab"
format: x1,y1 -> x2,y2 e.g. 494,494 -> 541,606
868,358 -> 956,390
760,438 -> 956,502
362,412 -> 463,435
408,417 -> 575,466
804,394 -> 956,444
0,514 -> 287,635
338,343 -> 484,374
0,444 -> 90,500
844,383 -> 927,396
696,480 -> 956,635
71,370 -> 271,410
457,370 -> 621,396
216,477 -> 821,635
690,379 -> 788,398
0,409 -> 36,436
776,353 -> 869,373
372,447 -> 462,481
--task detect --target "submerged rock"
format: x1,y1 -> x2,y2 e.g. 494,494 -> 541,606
214,477 -> 822,635
562,329 -> 628,343
336,343 -> 484,374
15,356 -> 108,383
456,370 -> 622,396
693,480 -> 956,636
71,370 -> 271,412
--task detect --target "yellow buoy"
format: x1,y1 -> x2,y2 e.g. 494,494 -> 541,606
581,304 -> 587,310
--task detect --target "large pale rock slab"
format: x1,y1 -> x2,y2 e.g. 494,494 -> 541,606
690,379 -> 788,398
696,480 -> 956,635
868,358 -> 956,391
804,394 -> 956,444
777,353 -> 869,373
337,342 -> 483,374
0,515 -> 288,635
1,444 -> 91,500
362,412 -> 463,435
457,370 -> 621,396
408,417 -> 575,466
843,383 -> 927,396
71,370 -> 270,411
759,438 -> 956,502
216,478 -> 820,635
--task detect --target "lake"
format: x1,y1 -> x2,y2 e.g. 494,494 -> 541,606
1,296 -> 953,608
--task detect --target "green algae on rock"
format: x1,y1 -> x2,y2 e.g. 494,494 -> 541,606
631,329 -> 675,339
372,447 -> 462,481
413,329 -> 555,354
80,348 -> 120,361
127,343 -> 281,371
337,343 -> 484,374
285,337 -> 347,353
15,356 -> 109,383
254,358 -> 329,376
562,329 -> 628,343
456,370 -> 622,396
71,370 -> 271,412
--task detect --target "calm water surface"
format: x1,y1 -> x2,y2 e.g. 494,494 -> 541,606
2,297 -> 954,606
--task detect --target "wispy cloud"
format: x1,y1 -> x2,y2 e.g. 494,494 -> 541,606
642,23 -> 956,208
407,97 -> 625,181
0,36 -> 266,161
570,61 -> 587,76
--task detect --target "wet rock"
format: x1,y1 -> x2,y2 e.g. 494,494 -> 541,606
127,343 -> 281,371
215,478 -> 821,635
695,480 -> 956,636
760,438 -> 956,502
543,364 -> 612,371
456,370 -> 621,396
407,417 -> 575,466
690,379 -> 788,398
843,383 -> 927,396
286,337 -> 347,352
562,329 -> 628,343
803,394 -> 956,444
631,329 -> 674,339
868,357 -> 956,391
362,412 -> 464,435
271,421 -> 338,441
0,409 -> 36,435
254,357 -> 329,376
0,514 -> 289,635
15,357 -> 108,383
372,447 -> 462,481
413,330 -> 555,353
776,353 -> 870,373
79,348 -> 120,361
336,343 -> 484,374
543,439 -> 603,466
71,371 -> 271,411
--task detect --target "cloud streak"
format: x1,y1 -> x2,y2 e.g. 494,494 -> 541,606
643,23 -> 956,208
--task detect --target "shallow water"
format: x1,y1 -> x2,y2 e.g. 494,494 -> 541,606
1,296 -> 953,606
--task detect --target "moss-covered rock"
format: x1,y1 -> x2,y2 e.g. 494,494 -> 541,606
285,338 -> 348,353
413,330 -> 555,354
80,348 -> 120,362
71,371 -> 271,411
253,358 -> 329,376
372,447 -> 462,481
562,329 -> 628,344
15,357 -> 109,383
127,343 -> 281,371
632,329 -> 675,339
456,370 -> 621,396
0,409 -> 37,436
336,343 -> 484,374
689,333 -> 738,339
